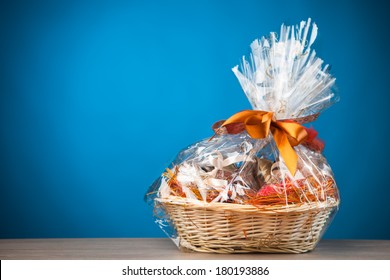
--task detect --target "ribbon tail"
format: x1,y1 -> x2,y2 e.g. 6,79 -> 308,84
271,127 -> 298,175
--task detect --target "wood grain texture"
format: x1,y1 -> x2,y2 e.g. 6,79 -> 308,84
0,238 -> 389,260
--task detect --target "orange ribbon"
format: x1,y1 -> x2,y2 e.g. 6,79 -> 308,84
219,110 -> 308,175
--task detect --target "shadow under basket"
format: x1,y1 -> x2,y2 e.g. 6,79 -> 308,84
159,196 -> 339,254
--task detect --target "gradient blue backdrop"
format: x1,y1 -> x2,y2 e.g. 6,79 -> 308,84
1,0 -> 389,239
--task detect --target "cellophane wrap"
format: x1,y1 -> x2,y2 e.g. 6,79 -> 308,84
146,18 -> 339,250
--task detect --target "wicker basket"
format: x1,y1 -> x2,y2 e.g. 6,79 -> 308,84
159,196 -> 339,253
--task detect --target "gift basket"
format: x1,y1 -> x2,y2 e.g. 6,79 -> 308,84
146,19 -> 339,253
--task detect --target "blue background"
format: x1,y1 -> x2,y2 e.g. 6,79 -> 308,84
1,0 -> 389,239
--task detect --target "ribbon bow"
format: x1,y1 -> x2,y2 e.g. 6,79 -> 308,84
215,110 -> 308,175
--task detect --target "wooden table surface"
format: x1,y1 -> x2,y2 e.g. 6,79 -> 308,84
0,238 -> 389,260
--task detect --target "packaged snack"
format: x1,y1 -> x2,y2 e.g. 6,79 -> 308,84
146,18 -> 339,253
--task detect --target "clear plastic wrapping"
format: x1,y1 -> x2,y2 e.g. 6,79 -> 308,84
146,18 -> 340,253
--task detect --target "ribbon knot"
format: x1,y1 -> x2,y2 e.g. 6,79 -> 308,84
214,110 -> 308,175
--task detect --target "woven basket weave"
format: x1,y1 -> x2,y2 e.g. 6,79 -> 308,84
159,196 -> 339,253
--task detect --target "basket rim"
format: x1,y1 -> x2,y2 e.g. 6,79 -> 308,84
156,196 -> 339,213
